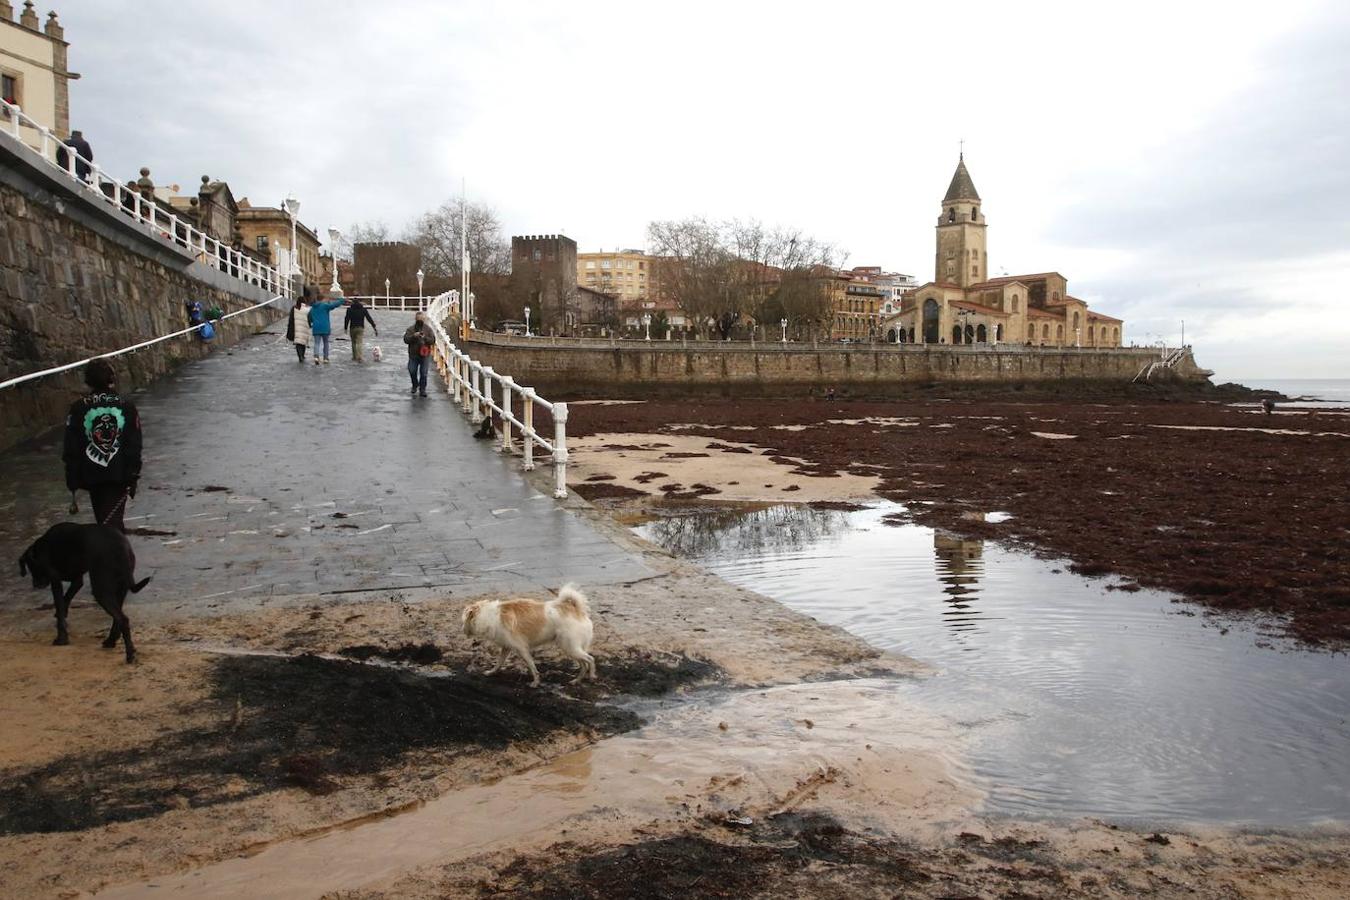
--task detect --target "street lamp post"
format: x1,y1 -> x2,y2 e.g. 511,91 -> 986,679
780,318 -> 788,343
384,278 -> 390,306
642,313 -> 651,341
416,268 -> 425,311
524,305 -> 531,337
326,226 -> 342,295
283,193 -> 300,296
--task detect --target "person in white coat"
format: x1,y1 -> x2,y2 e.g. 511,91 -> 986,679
286,295 -> 312,362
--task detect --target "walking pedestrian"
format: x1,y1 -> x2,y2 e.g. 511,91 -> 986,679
63,359 -> 142,534
344,299 -> 378,362
404,311 -> 436,397
286,293 -> 311,362
55,129 -> 94,180
306,292 -> 348,365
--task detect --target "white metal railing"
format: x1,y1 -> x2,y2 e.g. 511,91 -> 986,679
345,295 -> 428,311
1,97 -> 288,298
0,294 -> 286,392
425,291 -> 569,499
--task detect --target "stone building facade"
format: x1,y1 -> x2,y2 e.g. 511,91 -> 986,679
235,200 -> 322,289
352,240 -> 422,297
881,156 -> 1124,347
511,234 -> 578,334
0,3 -> 77,151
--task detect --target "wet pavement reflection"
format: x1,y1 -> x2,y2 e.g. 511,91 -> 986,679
636,501 -> 1350,826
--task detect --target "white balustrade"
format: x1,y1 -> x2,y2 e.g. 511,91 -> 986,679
1,97 -> 288,298
424,291 -> 569,498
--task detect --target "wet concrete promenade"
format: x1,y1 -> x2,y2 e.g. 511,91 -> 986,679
0,320 -> 652,624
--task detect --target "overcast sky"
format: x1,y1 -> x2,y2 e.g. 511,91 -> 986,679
51,0 -> 1349,381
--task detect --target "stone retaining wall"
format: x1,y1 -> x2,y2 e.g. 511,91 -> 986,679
463,336 -> 1211,398
0,131 -> 283,452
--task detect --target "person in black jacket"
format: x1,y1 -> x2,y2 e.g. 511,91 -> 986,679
63,359 -> 142,533
344,299 -> 378,362
54,130 -> 94,181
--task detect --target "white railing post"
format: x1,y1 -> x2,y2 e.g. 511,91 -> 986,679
461,357 -> 473,415
499,376 -> 515,453
482,366 -> 496,427
552,402 -> 569,499
470,363 -> 484,423
522,390 -> 536,471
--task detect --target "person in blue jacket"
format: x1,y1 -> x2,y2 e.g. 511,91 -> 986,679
306,293 -> 349,365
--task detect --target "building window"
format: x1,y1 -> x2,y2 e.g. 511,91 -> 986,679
971,207 -> 978,221
532,249 -> 542,262
256,235 -> 269,251
948,208 -> 955,223
600,260 -> 611,269
1,72 -> 17,107
1012,295 -> 1019,312
585,261 -> 595,269
1052,291 -> 1060,302
971,265 -> 978,277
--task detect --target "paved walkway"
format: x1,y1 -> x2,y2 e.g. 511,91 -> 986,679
0,320 -> 652,624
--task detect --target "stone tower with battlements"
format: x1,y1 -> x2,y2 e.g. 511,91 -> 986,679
934,154 -> 987,289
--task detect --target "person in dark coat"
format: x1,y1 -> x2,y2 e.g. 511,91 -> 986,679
343,299 -> 378,362
63,359 -> 142,533
55,130 -> 94,180
404,312 -> 436,397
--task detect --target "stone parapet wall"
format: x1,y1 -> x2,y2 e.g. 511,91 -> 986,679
0,131 -> 283,452
462,337 -> 1211,398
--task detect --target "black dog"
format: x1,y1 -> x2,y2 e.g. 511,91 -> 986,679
18,522 -> 150,663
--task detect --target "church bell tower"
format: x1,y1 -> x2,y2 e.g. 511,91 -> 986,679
935,154 -> 987,288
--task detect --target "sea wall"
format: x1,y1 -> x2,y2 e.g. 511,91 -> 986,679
0,130 -> 283,451
462,332 -> 1211,397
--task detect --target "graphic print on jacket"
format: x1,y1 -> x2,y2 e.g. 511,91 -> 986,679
83,403 -> 126,467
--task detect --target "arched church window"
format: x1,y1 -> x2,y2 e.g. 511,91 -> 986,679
971,207 -> 978,221
1073,311 -> 1080,329
952,325 -> 963,344
1012,295 -> 1020,312
948,208 -> 955,223
1057,324 -> 1064,342
1052,291 -> 1060,302
1042,324 -> 1050,341
1113,327 -> 1119,344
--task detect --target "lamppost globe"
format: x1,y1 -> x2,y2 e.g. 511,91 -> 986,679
780,318 -> 788,343
384,278 -> 390,303
416,268 -> 425,310
642,313 -> 652,341
282,193 -> 300,293
524,305 -> 531,337
326,226 -> 342,294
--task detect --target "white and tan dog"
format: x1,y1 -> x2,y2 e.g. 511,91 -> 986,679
461,584 -> 596,687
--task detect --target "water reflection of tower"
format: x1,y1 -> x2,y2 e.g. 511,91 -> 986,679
934,530 -> 985,635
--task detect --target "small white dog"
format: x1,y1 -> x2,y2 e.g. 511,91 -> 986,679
371,345 -> 383,362
461,584 -> 596,687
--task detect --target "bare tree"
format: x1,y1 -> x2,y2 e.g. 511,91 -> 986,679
332,220 -> 391,261
649,217 -> 839,339
405,200 -> 511,280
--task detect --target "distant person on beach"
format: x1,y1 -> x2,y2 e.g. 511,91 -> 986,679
306,293 -> 349,365
63,359 -> 142,533
404,311 -> 436,397
344,299 -> 378,363
286,292 -> 311,362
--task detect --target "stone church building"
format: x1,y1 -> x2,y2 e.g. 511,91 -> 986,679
882,156 -> 1123,348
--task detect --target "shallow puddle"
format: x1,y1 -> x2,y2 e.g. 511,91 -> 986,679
635,502 -> 1350,827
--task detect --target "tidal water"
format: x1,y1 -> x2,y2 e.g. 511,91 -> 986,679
636,502 -> 1350,827
1237,378 -> 1350,406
